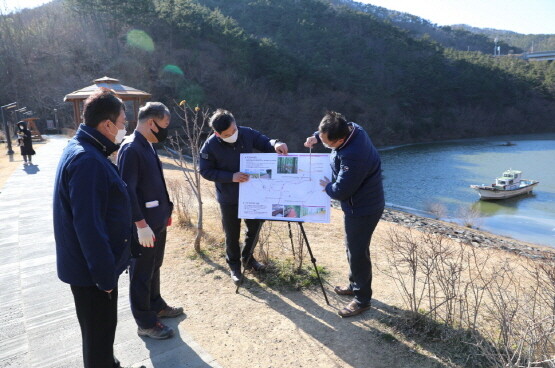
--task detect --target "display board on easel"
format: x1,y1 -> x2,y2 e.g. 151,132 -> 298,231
238,153 -> 331,223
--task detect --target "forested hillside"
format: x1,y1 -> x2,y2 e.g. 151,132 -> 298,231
332,0 -> 520,54
336,0 -> 555,55
452,25 -> 555,54
1,0 -> 554,149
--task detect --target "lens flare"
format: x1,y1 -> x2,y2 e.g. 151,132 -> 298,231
126,30 -> 155,52
162,64 -> 185,76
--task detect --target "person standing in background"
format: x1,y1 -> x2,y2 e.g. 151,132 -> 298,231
17,121 -> 35,165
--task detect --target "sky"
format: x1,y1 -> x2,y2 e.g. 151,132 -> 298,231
1,0 -> 555,35
358,0 -> 555,34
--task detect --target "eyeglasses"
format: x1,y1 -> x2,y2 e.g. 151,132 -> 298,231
111,119 -> 128,129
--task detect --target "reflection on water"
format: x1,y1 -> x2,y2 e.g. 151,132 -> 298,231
380,134 -> 555,247
471,193 -> 535,217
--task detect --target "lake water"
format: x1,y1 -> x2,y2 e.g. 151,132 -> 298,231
380,134 -> 555,247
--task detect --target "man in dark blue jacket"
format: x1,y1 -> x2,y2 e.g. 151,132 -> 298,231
305,111 -> 384,318
53,89 -> 140,368
117,102 -> 182,340
199,109 -> 288,284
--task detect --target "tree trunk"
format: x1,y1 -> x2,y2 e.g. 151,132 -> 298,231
194,177 -> 203,252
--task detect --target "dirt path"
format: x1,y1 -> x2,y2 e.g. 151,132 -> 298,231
161,222 -> 450,368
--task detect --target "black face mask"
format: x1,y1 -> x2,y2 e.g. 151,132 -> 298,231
151,120 -> 168,143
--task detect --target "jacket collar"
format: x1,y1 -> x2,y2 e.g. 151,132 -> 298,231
132,129 -> 150,147
336,122 -> 357,151
76,123 -> 119,156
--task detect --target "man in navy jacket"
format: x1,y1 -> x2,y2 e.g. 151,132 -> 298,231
53,89 -> 138,368
199,109 -> 288,284
117,102 -> 182,340
305,111 -> 384,318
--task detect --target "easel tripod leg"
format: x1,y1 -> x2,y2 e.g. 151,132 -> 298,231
298,222 -> 330,305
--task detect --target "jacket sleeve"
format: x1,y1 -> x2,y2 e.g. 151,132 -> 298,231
313,131 -> 322,144
250,128 -> 274,153
68,156 -> 117,291
325,156 -> 367,201
199,144 -> 234,182
117,145 -> 144,223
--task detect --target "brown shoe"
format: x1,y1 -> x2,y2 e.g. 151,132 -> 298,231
157,305 -> 184,318
334,285 -> 355,296
338,300 -> 370,318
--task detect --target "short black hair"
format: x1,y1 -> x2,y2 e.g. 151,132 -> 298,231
209,109 -> 235,133
82,88 -> 125,128
318,111 -> 350,141
138,102 -> 170,123
17,121 -> 27,130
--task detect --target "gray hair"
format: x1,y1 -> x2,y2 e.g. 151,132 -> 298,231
138,102 -> 170,124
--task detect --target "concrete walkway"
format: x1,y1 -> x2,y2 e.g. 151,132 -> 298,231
0,136 -> 221,368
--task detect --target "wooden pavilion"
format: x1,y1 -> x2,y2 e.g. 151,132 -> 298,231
64,76 -> 151,130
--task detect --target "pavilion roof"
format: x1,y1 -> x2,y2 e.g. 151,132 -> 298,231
64,76 -> 151,101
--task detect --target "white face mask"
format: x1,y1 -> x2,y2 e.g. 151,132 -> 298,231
221,129 -> 238,143
114,128 -> 127,144
109,122 -> 127,144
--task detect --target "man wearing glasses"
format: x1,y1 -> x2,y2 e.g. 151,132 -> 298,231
53,89 -> 142,367
117,102 -> 183,340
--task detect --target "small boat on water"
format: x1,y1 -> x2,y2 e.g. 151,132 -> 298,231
470,169 -> 539,200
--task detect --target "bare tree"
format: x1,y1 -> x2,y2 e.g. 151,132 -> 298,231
166,101 -> 210,252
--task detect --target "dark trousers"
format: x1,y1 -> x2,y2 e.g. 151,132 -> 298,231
70,285 -> 119,368
22,155 -> 32,162
220,203 -> 263,270
130,226 -> 168,329
343,209 -> 383,307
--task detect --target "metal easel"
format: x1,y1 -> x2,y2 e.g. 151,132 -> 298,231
235,220 -> 330,306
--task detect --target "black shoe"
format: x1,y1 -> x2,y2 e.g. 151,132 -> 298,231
244,258 -> 267,272
114,358 -> 146,368
230,268 -> 241,285
137,321 -> 174,339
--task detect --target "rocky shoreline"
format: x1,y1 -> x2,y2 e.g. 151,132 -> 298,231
381,208 -> 555,261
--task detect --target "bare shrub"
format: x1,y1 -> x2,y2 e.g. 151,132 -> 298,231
426,202 -> 447,219
471,260 -> 555,368
166,177 -> 193,227
380,226 -> 555,367
457,205 -> 483,228
255,221 -> 273,264
255,222 -> 309,273
379,228 -> 431,316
